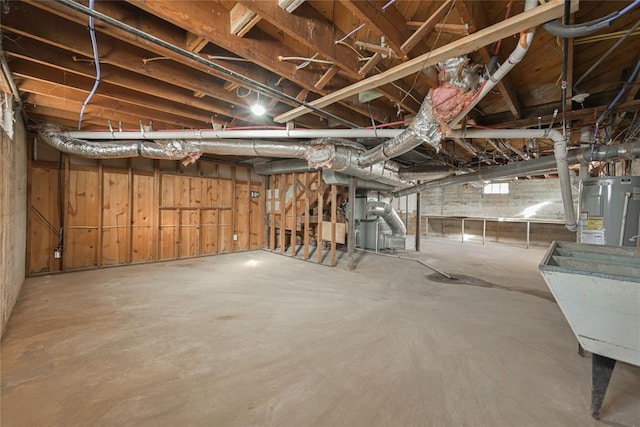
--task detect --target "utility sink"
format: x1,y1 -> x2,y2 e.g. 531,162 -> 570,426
539,241 -> 640,419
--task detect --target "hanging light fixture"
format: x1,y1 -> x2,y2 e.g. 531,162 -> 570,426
251,92 -> 265,116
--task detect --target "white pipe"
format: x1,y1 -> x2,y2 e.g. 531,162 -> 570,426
448,0 -> 538,129
619,192 -> 631,246
64,128 -> 403,140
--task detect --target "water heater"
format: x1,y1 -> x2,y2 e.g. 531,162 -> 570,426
579,176 -> 640,247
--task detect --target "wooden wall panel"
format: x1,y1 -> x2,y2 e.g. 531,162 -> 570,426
28,166 -> 62,274
219,209 -> 232,253
250,183 -> 263,249
28,155 -> 265,274
200,209 -> 219,255
160,209 -> 178,260
179,209 -> 200,257
101,171 -> 129,266
65,169 -> 99,269
132,173 -> 154,263
235,183 -> 250,251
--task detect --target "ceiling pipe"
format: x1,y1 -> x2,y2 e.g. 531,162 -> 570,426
53,0 -> 359,128
64,128 -> 403,140
39,128 -> 409,187
398,128 -> 579,232
543,0 -> 640,38
395,130 -> 640,231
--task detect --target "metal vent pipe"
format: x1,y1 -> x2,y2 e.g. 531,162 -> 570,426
367,201 -> 407,237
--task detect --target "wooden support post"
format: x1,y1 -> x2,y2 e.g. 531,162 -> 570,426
126,159 -> 133,264
97,160 -> 104,267
231,166 -> 237,252
291,172 -> 297,257
303,172 -> 310,260
415,186 -> 421,252
317,178 -> 323,264
330,184 -> 337,266
246,167 -> 251,251
347,176 -> 356,257
153,160 -> 160,261
279,173 -> 286,254
269,176 -> 276,251
62,154 -> 70,271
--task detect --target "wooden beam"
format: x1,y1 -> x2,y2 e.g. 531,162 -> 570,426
291,172 -> 297,257
3,39 -> 245,123
330,184 -> 337,267
303,172 -> 310,261
359,53 -> 383,77
274,0 -> 572,123
452,138 -> 479,157
316,176 -> 323,264
238,0 -> 360,78
19,78 -> 204,129
230,3 -> 261,37
338,0 -> 408,58
20,0 -> 378,126
24,93 -> 179,130
483,99 -> 640,129
401,0 -> 455,55
315,66 -> 339,91
269,176 -> 276,251
128,0 -> 389,123
279,173 -> 286,254
185,32 -> 208,53
455,1 -> 522,119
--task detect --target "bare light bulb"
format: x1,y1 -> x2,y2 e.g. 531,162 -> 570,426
251,104 -> 266,116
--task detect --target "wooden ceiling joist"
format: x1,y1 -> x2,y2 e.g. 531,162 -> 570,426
23,0 -> 371,125
401,0 -> 455,56
455,0 -> 523,120
338,0 -> 409,59
274,0 -> 573,124
127,0 -> 392,124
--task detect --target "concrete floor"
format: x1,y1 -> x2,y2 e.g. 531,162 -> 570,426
2,239 -> 639,426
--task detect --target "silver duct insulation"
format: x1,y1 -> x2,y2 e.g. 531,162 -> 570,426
39,127 -> 192,160
367,201 -> 407,238
357,56 -> 479,168
39,129 -> 409,187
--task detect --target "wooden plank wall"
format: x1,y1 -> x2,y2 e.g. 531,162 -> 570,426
27,155 -> 265,275
266,172 -> 348,266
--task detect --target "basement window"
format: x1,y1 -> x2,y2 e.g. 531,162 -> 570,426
483,182 -> 509,195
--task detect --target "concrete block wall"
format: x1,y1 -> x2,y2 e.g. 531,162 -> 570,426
420,179 -> 578,220
394,179 -> 578,247
1,105 -> 27,337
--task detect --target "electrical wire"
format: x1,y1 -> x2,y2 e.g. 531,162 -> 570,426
77,0 -> 101,130
335,23 -> 366,44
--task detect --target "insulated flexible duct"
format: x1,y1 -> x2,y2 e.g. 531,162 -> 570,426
38,129 -> 409,187
367,201 -> 407,237
357,56 -> 479,167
